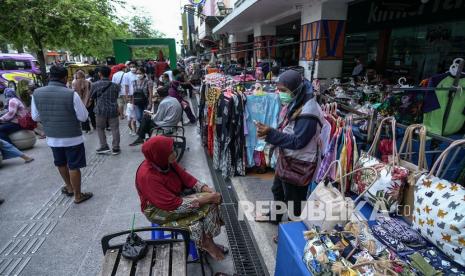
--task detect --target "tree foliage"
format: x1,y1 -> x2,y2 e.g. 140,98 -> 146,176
0,0 -> 165,76
127,14 -> 165,39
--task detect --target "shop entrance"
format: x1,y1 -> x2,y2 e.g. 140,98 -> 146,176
112,38 -> 177,68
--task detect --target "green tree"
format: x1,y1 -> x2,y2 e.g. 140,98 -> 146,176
128,15 -> 165,39
0,0 -> 126,79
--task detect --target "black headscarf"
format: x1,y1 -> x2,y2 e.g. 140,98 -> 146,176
277,70 -> 306,119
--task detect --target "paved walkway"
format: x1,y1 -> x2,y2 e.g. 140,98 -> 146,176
0,123 -> 234,275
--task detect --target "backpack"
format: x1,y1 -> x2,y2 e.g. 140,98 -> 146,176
133,80 -> 148,106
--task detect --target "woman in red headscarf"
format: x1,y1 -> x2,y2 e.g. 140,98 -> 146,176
135,135 -> 227,260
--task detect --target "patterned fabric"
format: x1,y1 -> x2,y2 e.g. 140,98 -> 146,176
91,79 -> 120,117
0,97 -> 27,123
413,175 -> 465,266
377,91 -> 424,125
370,224 -> 415,256
416,247 -> 465,276
352,154 -> 408,213
143,192 -> 224,247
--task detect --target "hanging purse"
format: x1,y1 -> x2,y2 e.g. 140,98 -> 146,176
275,148 -> 318,187
351,117 -> 409,214
301,160 -> 378,231
397,124 -> 428,221
413,139 -> 465,267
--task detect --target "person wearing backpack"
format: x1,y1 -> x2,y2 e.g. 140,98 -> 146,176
254,70 -> 326,240
90,66 -> 122,155
132,67 -> 153,127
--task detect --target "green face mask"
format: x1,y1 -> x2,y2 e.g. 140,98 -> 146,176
279,92 -> 293,104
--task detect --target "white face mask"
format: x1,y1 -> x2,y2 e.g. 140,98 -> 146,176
130,68 -> 137,73
137,74 -> 144,80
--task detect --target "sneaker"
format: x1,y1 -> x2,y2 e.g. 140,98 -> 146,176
96,146 -> 111,154
112,148 -> 121,155
129,138 -> 144,146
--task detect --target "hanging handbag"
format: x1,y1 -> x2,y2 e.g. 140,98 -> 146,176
351,117 -> 409,214
397,124 -> 428,221
275,148 -> 317,186
17,111 -> 37,130
301,160 -> 378,231
413,139 -> 465,266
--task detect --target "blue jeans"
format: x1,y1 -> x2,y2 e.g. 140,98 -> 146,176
0,122 -> 22,143
0,138 -> 23,160
134,104 -> 146,125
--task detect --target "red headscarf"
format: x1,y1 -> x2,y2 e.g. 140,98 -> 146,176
135,136 -> 198,211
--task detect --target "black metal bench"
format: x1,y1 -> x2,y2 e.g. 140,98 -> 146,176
149,126 -> 187,163
100,227 -> 189,276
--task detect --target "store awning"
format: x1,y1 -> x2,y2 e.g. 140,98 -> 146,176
46,51 -> 60,56
212,0 -> 303,34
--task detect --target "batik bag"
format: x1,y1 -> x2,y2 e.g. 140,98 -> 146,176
413,139 -> 465,266
301,160 -> 378,231
398,124 -> 428,221
351,117 -> 409,214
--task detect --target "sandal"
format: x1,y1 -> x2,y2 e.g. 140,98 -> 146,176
273,235 -> 278,244
74,192 -> 93,204
61,186 -> 74,197
25,158 -> 35,164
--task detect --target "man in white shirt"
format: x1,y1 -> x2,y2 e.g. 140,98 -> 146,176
122,61 -> 138,102
111,64 -> 127,119
32,66 -> 93,204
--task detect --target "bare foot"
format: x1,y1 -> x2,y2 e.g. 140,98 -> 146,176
202,237 -> 225,261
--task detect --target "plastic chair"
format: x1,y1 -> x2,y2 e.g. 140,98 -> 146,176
151,223 -> 199,261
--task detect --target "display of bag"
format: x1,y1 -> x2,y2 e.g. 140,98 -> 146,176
413,139 -> 465,267
301,160 -> 378,231
398,124 -> 428,221
351,117 -> 409,214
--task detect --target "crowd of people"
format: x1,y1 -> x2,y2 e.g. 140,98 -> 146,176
1,55 -> 320,269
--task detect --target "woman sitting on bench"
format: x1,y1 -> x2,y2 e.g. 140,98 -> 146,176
135,135 -> 227,261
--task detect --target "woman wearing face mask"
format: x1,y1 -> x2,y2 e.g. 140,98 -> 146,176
132,67 -> 153,126
255,70 -> 325,239
136,136 -> 227,261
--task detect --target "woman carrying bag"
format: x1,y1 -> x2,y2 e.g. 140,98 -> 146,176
255,70 -> 326,229
132,67 -> 153,126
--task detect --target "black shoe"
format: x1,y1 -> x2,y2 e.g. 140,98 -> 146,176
112,148 -> 121,155
96,146 -> 111,154
105,128 -> 111,131
129,138 -> 144,146
0,198 -> 4,205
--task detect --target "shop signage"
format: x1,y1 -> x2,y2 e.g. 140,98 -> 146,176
347,0 -> 465,33
189,0 -> 206,6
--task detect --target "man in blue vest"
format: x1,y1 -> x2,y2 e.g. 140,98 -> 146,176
32,66 -> 93,204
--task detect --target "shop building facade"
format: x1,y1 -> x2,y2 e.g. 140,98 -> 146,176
208,0 -> 465,82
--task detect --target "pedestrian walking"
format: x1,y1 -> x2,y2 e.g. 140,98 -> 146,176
32,66 -> 93,204
90,66 -> 121,155
132,67 -> 153,126
111,64 -> 127,120
72,70 -> 93,133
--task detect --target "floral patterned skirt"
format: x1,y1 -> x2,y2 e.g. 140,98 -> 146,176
143,192 -> 224,246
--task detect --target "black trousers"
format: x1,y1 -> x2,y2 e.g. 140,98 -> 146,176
137,116 -> 155,140
271,175 -> 308,222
